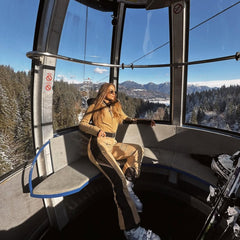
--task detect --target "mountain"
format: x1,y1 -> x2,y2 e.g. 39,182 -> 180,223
118,81 -> 170,99
144,82 -> 170,93
120,80 -> 144,89
187,84 -> 211,94
119,80 -> 213,96
76,80 -> 216,100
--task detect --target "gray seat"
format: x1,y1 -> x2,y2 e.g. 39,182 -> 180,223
29,130 -> 100,198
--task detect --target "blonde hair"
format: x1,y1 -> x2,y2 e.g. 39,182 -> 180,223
92,83 -> 124,124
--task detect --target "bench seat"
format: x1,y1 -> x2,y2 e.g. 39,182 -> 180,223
33,159 -> 100,197
29,129 -> 216,198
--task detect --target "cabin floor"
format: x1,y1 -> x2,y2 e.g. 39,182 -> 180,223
40,172 -> 224,240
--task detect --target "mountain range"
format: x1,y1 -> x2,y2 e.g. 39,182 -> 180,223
76,79 -> 240,100
119,80 -> 212,96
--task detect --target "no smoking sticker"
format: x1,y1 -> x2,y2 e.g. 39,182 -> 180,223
46,73 -> 53,81
44,72 -> 53,92
45,84 -> 52,91
173,3 -> 183,14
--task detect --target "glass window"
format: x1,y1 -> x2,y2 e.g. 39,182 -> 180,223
0,0 -> 39,177
54,0 -> 113,131
185,0 -> 240,133
119,8 -> 170,121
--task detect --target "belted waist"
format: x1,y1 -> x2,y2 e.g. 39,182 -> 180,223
105,132 -> 116,138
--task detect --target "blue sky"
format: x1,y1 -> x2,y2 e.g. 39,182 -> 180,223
0,0 -> 39,72
0,0 -> 240,86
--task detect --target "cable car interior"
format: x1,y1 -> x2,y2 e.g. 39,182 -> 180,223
1,0 -> 240,239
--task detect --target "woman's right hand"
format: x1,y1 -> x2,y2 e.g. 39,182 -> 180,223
97,130 -> 106,138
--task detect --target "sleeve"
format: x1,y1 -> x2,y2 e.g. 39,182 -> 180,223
79,104 -> 101,136
119,107 -> 128,121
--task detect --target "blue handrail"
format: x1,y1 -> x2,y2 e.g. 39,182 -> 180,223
28,140 -> 50,197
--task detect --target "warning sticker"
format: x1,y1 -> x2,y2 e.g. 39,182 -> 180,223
173,3 -> 183,14
45,84 -> 52,91
46,73 -> 53,81
44,72 -> 53,92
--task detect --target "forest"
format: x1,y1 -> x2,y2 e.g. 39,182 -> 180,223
0,65 -> 33,176
1,64 -> 239,177
186,85 -> 240,132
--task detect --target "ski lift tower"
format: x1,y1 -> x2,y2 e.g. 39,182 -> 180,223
83,77 -> 92,99
80,77 -> 92,112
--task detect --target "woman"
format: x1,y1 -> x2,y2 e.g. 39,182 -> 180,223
79,83 -> 160,240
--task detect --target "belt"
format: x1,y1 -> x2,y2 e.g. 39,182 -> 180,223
105,132 -> 116,138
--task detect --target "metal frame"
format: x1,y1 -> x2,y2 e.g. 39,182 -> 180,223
31,0 -> 70,230
170,0 -> 189,126
109,2 -> 126,89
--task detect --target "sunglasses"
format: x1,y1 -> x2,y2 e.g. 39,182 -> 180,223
108,90 -> 117,95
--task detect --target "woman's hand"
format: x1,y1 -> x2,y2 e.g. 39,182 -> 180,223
150,120 -> 156,127
97,130 -> 106,138
123,118 -> 156,126
133,118 -> 156,126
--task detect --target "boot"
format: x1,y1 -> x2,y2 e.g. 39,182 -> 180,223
126,180 -> 143,212
124,226 -> 161,240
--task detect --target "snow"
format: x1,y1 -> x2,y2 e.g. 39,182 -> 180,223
189,79 -> 240,88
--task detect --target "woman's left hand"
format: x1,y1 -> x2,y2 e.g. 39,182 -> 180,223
150,120 -> 156,127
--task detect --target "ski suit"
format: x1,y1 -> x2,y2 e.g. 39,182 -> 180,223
79,102 -> 144,230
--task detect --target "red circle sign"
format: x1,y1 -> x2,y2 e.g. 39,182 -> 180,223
173,3 -> 183,14
46,73 -> 52,81
45,84 -> 52,91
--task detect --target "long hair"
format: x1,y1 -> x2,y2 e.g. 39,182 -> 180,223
92,83 -> 124,123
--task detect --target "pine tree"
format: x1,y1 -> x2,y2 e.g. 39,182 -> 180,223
0,65 -> 34,176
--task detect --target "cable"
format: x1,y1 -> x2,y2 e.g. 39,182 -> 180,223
131,41 -> 170,64
190,1 -> 240,31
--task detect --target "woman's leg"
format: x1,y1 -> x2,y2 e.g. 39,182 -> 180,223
112,142 -> 144,179
88,138 -> 161,240
88,137 -> 140,230
112,142 -> 144,212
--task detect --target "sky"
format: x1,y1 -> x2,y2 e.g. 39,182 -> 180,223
0,0 -> 240,87
0,0 -> 39,72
